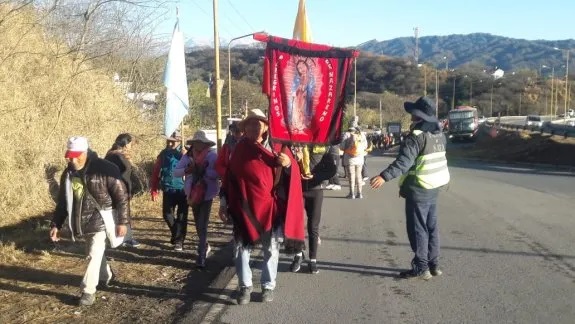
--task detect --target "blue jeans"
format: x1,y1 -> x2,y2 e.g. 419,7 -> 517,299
405,198 -> 439,274
234,230 -> 280,290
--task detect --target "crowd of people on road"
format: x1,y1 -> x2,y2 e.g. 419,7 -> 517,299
48,96 -> 450,307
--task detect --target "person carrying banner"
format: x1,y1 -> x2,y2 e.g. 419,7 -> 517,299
50,137 -> 129,306
150,131 -> 188,251
221,109 -> 304,305
370,97 -> 450,280
216,122 -> 243,221
290,144 -> 337,274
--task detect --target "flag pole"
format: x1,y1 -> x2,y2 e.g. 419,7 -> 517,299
213,0 -> 223,150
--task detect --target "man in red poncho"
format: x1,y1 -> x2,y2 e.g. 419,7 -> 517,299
221,108 -> 304,305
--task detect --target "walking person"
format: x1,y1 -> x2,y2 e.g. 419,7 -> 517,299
150,131 -> 188,251
325,145 -> 342,190
290,144 -> 337,274
105,133 -> 140,248
50,137 -> 129,306
221,109 -> 304,305
370,97 -> 450,280
216,122 -> 243,220
341,127 -> 367,199
173,131 -> 219,268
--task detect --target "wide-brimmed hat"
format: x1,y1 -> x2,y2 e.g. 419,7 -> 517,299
65,136 -> 89,158
404,96 -> 438,123
166,130 -> 182,142
239,109 -> 268,129
185,130 -> 216,147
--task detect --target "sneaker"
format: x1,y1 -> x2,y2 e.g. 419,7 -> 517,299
356,193 -> 364,199
123,239 -> 141,248
346,193 -> 356,199
78,293 -> 95,306
332,185 -> 342,190
290,253 -> 303,272
362,177 -> 369,182
262,288 -> 274,302
325,184 -> 334,190
430,267 -> 443,276
174,242 -> 183,251
309,261 -> 319,274
399,269 -> 432,280
237,286 -> 253,305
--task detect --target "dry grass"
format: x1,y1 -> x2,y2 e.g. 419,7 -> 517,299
0,5 -> 165,229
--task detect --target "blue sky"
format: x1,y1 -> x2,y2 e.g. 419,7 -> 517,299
161,0 -> 575,47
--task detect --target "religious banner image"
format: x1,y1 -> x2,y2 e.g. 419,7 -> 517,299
257,35 -> 358,145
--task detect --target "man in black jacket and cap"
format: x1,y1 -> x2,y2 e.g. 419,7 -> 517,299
370,97 -> 450,280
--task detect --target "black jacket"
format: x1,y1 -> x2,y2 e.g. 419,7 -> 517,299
301,145 -> 338,191
380,121 -> 444,202
105,150 -> 133,195
52,151 -> 130,236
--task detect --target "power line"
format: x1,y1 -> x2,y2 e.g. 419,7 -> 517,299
225,0 -> 257,32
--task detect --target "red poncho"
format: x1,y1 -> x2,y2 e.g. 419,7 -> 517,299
226,138 -> 304,251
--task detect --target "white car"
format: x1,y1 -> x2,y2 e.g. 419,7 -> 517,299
478,116 -> 487,124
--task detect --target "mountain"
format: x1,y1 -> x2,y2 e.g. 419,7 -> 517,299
358,33 -> 575,73
185,36 -> 264,52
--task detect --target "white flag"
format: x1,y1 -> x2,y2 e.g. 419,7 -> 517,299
163,19 -> 189,137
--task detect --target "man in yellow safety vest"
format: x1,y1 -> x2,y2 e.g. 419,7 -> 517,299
370,96 -> 450,280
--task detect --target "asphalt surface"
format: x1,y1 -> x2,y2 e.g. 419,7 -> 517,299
204,154 -> 575,324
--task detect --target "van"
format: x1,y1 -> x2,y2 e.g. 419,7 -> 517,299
525,115 -> 543,127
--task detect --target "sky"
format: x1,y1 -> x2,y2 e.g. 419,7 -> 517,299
158,0 -> 575,47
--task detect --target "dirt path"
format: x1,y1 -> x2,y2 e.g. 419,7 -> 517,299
0,197 -> 233,323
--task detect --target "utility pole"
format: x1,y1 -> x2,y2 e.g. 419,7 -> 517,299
435,69 -> 439,117
379,98 -> 382,129
451,77 -> 456,110
550,67 -> 554,117
423,65 -> 427,96
413,27 -> 419,65
565,49 -> 570,123
490,82 -> 494,117
519,92 -> 522,115
212,0 -> 223,150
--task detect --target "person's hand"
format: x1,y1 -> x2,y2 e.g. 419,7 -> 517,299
151,191 -> 159,202
49,227 -> 59,242
116,225 -> 127,237
370,176 -> 385,189
295,149 -> 304,162
277,152 -> 291,167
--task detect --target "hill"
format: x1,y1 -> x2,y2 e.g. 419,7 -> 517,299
359,33 -> 575,72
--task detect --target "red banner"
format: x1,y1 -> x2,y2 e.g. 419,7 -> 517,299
257,35 -> 358,145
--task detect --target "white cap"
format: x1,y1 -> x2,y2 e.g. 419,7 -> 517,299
65,136 -> 89,158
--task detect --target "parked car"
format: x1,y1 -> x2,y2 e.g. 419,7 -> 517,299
525,115 -> 543,128
568,109 -> 575,117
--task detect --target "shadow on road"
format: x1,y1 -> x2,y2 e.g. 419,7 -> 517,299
448,159 -> 575,177
319,236 -> 575,261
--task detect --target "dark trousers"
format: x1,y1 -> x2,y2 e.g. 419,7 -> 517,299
303,189 -> 323,259
328,154 -> 341,185
192,199 -> 213,261
162,189 -> 188,244
405,198 -> 439,273
361,158 -> 368,178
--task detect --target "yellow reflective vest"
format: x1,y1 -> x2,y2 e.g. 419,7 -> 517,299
399,130 -> 450,189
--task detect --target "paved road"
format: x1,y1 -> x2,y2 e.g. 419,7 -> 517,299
207,155 -> 575,324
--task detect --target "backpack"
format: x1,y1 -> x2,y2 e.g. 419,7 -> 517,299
344,134 -> 361,157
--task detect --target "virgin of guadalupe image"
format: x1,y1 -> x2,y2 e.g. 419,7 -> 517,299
287,58 -> 316,133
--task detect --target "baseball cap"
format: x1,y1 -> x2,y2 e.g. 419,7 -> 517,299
65,136 -> 89,158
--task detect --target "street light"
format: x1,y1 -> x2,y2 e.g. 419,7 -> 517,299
227,31 -> 266,118
554,47 -> 572,122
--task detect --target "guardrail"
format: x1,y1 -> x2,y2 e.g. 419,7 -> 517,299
483,118 -> 575,138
